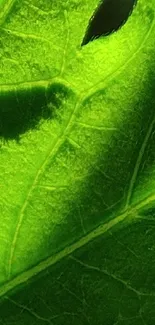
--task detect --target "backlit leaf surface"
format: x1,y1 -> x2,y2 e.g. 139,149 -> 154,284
0,0 -> 155,324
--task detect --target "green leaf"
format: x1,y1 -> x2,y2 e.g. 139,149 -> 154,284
0,0 -> 155,324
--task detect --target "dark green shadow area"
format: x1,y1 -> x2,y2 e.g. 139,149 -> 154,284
61,72 -> 155,234
0,216 -> 155,325
13,68 -> 155,277
0,64 -> 154,291
0,83 -> 70,141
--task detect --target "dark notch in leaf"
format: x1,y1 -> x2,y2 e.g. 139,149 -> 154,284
82,0 -> 137,46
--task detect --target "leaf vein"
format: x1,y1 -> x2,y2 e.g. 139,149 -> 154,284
0,27 -> 63,52
2,195 -> 155,299
0,0 -> 16,26
7,95 -> 83,278
125,117 -> 155,209
83,14 -> 155,101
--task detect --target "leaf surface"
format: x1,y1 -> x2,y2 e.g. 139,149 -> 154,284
0,0 -> 155,324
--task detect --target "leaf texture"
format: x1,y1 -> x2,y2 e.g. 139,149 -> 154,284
0,0 -> 155,324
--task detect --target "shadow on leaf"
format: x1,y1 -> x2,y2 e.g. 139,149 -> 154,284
0,83 -> 67,141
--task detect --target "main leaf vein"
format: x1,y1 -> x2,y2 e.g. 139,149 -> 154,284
1,194 -> 155,299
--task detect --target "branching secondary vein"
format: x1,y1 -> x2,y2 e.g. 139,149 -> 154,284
1,27 -> 63,52
125,117 -> 155,209
7,95 -> 83,278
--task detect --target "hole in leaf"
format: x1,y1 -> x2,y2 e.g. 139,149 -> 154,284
82,0 -> 137,46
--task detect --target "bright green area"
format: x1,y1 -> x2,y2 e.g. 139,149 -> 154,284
0,0 -> 155,324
